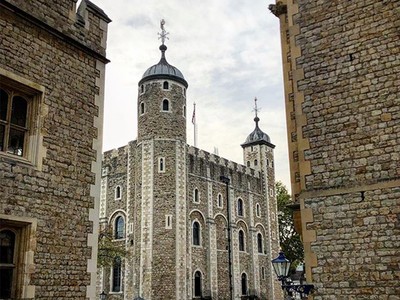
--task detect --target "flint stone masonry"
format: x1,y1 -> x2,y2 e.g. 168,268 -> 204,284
0,0 -> 110,299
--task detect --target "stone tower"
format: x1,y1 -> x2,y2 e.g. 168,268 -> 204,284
134,20 -> 189,299
241,99 -> 281,300
270,0 -> 399,298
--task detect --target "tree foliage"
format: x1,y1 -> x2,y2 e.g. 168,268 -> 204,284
97,228 -> 128,267
276,181 -> 304,269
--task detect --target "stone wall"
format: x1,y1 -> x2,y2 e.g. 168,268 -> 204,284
0,0 -> 109,299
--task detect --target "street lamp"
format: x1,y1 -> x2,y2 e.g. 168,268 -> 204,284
271,251 -> 314,299
99,291 -> 107,300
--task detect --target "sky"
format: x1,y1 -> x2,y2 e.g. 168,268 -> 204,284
92,0 -> 291,190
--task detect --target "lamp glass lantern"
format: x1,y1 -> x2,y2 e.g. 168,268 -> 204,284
99,291 -> 107,300
271,251 -> 291,279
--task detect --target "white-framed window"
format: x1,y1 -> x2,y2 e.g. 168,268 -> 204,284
0,71 -> 44,167
111,256 -> 122,292
115,186 -> 122,200
140,102 -> 145,115
163,81 -> 169,90
192,220 -> 201,246
114,216 -> 125,239
237,198 -> 244,216
158,157 -> 165,173
193,188 -> 200,203
217,193 -> 223,208
256,203 -> 261,217
165,215 -> 172,229
162,99 -> 170,111
101,166 -> 109,177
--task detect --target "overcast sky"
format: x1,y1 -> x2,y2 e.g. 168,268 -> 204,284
93,0 -> 291,190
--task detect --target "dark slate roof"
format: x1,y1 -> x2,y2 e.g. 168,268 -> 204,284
139,45 -> 188,87
241,117 -> 275,148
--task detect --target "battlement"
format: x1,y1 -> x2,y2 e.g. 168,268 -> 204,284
2,0 -> 110,59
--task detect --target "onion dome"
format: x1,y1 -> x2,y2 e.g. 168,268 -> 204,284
139,45 -> 188,88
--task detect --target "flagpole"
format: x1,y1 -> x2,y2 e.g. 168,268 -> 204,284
192,102 -> 197,148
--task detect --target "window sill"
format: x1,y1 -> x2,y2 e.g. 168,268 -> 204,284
0,152 -> 35,169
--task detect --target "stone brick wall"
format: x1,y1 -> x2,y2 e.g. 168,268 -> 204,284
273,0 -> 400,298
0,0 -> 109,299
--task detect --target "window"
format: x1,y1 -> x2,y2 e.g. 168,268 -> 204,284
163,81 -> 169,90
115,216 -> 124,239
165,215 -> 172,229
140,102 -> 145,115
192,221 -> 200,246
261,267 -> 265,280
254,159 -> 258,166
241,273 -> 248,295
0,72 -> 44,166
183,105 -> 186,118
238,230 -> 245,251
256,203 -> 261,217
217,194 -> 223,208
183,88 -> 186,96
193,188 -> 199,203
194,271 -> 202,297
140,84 -> 144,93
0,229 -> 16,299
115,186 -> 122,200
112,256 -> 122,292
247,161 -> 250,167
162,99 -> 169,111
257,233 -> 263,253
237,198 -> 243,216
270,188 -> 274,197
158,157 -> 165,173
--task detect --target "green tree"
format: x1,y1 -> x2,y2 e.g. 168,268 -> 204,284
276,181 -> 304,270
97,228 -> 128,267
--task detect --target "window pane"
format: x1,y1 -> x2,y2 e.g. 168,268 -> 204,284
0,125 -> 4,151
11,96 -> 27,127
0,89 -> 8,121
194,271 -> 202,296
0,268 -> 13,299
7,128 -> 25,156
0,230 -> 15,264
112,257 -> 121,292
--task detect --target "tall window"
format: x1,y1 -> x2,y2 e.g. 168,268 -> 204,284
140,102 -> 145,115
238,230 -> 245,251
115,216 -> 124,239
163,81 -> 169,89
194,188 -> 199,203
192,221 -> 200,246
257,233 -> 263,253
0,230 -> 16,299
115,186 -> 121,200
254,159 -> 258,166
217,194 -> 223,208
241,273 -> 248,295
237,198 -> 243,216
162,99 -> 169,111
112,257 -> 122,292
256,203 -> 261,217
0,89 -> 28,156
194,271 -> 202,297
140,84 -> 144,93
159,157 -> 165,172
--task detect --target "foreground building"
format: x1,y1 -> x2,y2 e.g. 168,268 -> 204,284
0,0 -> 110,298
97,23 -> 281,300
270,0 -> 399,299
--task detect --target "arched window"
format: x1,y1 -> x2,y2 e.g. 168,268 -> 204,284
115,216 -> 124,239
238,230 -> 245,251
140,84 -> 144,93
256,203 -> 261,217
194,188 -> 199,203
257,233 -> 263,253
163,81 -> 169,89
247,161 -> 250,167
115,186 -> 121,200
217,194 -> 223,208
254,159 -> 258,166
140,102 -> 145,115
112,256 -> 122,292
192,221 -> 200,246
162,99 -> 169,111
241,273 -> 248,295
194,271 -> 202,297
0,229 -> 16,299
237,198 -> 243,216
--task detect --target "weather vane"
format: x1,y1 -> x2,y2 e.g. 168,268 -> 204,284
158,19 -> 169,45
253,97 -> 260,117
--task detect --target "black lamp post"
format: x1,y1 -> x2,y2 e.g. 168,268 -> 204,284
271,251 -> 314,299
99,291 -> 107,300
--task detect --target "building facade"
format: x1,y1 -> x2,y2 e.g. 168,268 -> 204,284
0,0 -> 110,299
270,0 -> 399,299
97,24 -> 281,300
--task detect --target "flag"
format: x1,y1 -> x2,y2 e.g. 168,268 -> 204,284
192,103 -> 196,125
